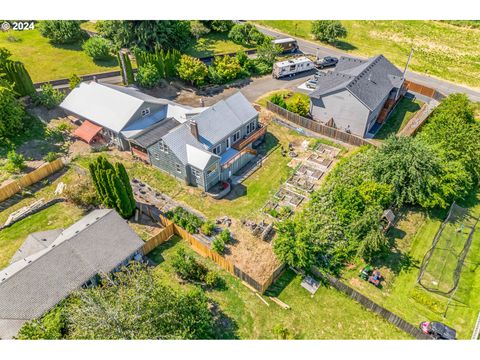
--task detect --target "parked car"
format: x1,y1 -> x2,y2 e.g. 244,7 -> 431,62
420,321 -> 457,340
305,78 -> 318,89
315,56 -> 338,69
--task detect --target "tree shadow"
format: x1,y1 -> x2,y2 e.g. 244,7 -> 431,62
92,55 -> 119,67
210,301 -> 239,339
51,41 -> 84,52
264,268 -> 296,297
146,236 -> 182,265
333,40 -> 357,51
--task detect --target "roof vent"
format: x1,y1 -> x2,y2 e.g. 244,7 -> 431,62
41,238 -> 47,242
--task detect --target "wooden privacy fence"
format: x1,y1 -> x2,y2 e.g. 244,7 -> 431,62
266,102 -> 373,148
0,158 -> 65,203
310,266 -> 431,340
404,80 -> 445,101
142,210 -> 283,293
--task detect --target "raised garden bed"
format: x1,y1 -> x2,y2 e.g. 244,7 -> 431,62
273,187 -> 305,208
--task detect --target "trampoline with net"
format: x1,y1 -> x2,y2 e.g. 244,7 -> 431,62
417,202 -> 479,295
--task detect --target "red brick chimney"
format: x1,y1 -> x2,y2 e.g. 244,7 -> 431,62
190,119 -> 199,140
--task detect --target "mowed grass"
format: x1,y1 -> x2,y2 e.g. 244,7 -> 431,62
184,32 -> 254,58
254,20 -> 480,88
148,237 -> 411,339
374,97 -> 423,139
0,29 -> 118,82
342,190 -> 480,339
0,202 -> 84,269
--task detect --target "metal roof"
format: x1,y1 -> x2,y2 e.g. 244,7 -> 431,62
129,118 -> 181,149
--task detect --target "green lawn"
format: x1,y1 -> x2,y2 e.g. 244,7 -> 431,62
0,202 -> 84,269
342,190 -> 480,339
0,29 -> 118,82
80,21 -> 98,33
148,236 -> 411,339
254,20 -> 480,88
374,97 -> 423,139
74,122 -> 318,220
184,32 -> 254,58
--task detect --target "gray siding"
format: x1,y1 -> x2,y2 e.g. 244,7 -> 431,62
220,148 -> 255,181
147,141 -> 189,183
124,102 -> 167,129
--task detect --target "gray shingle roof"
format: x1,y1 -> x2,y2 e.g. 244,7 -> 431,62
0,209 -> 144,339
193,92 -> 258,147
310,55 -> 404,111
9,229 -> 63,264
130,117 -> 181,148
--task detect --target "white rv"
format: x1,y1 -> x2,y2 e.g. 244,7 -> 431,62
272,57 -> 315,79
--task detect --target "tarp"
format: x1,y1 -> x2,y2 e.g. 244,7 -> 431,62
73,120 -> 102,144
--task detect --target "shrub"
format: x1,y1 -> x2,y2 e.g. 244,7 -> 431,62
0,81 -> 25,140
165,206 -> 204,234
272,324 -> 295,340
217,229 -> 231,244
43,152 -> 59,163
190,21 -> 210,40
4,150 -> 26,173
211,237 -> 225,254
209,55 -> 244,84
68,73 -> 81,89
200,221 -> 215,236
204,271 -> 220,288
287,95 -> 310,117
171,248 -> 208,283
135,63 -> 161,88
38,20 -> 84,44
311,20 -> 347,44
228,23 -> 266,46
64,173 -> 100,208
177,55 -> 208,86
16,305 -> 66,340
33,84 -> 65,109
82,37 -> 112,60
270,93 -> 287,108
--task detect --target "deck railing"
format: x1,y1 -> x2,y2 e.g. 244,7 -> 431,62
232,125 -> 267,151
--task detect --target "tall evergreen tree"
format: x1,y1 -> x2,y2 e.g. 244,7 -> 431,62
88,156 -> 136,218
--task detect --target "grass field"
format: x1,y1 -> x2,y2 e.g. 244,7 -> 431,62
254,20 -> 480,88
374,97 -> 423,139
148,236 -> 411,339
343,190 -> 480,339
419,204 -> 478,294
0,202 -> 84,269
0,29 -> 118,82
184,32 -> 254,58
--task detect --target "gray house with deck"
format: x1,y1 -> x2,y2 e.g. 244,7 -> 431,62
309,55 -> 406,137
129,92 -> 265,192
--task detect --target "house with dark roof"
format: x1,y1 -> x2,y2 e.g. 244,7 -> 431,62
142,92 -> 266,192
0,209 -> 144,339
309,55 -> 406,137
60,82 -> 206,150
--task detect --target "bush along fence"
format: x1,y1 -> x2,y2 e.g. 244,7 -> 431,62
141,207 -> 284,293
0,158 -> 65,203
310,266 -> 432,340
266,101 -> 374,148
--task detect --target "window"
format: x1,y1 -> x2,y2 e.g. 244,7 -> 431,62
232,131 -> 241,143
175,163 -> 182,173
159,140 -> 168,154
141,108 -> 151,117
206,163 -> 217,177
212,144 -> 221,155
191,167 -> 201,180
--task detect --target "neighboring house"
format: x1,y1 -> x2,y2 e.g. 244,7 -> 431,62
60,82 -> 206,150
133,92 -> 266,192
0,209 -> 144,339
309,55 -> 406,137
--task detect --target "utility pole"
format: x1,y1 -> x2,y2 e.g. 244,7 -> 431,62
396,48 -> 414,100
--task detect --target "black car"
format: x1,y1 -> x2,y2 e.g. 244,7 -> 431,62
315,56 -> 338,69
420,321 -> 457,340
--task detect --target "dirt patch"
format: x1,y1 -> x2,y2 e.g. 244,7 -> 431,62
224,219 -> 281,283
28,106 -> 67,124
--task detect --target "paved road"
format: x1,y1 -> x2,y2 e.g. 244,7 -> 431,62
257,25 -> 480,102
